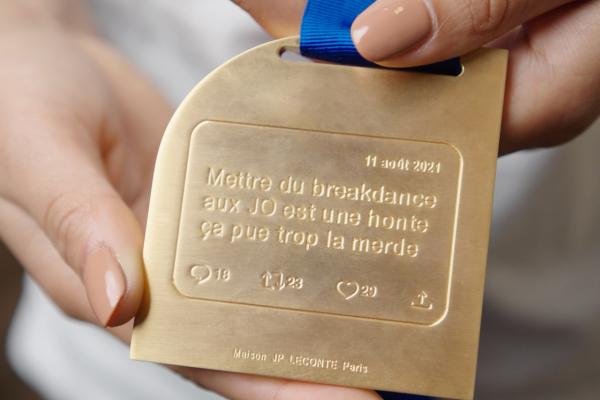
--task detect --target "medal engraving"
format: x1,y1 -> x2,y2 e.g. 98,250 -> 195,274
173,122 -> 461,325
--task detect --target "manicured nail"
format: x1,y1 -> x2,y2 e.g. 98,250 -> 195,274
351,0 -> 432,62
83,247 -> 126,326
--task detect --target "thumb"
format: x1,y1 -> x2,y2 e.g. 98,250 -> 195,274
1,122 -> 144,327
351,0 -> 576,67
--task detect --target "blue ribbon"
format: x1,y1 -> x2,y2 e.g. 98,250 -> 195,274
378,390 -> 433,400
300,0 -> 461,76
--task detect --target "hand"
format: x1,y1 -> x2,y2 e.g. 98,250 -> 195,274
236,0 -> 600,154
0,17 -> 381,400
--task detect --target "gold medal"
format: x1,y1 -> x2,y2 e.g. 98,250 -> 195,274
131,37 -> 507,399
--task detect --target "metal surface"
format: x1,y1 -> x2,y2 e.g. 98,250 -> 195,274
131,37 -> 508,399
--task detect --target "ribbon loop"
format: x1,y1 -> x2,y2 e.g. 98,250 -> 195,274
300,0 -> 461,75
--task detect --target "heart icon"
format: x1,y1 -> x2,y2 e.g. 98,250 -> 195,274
337,281 -> 360,300
190,264 -> 212,284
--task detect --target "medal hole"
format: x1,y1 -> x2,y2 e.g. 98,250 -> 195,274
279,47 -> 315,64
278,46 -> 464,77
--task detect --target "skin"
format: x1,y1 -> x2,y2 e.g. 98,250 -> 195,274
0,0 -> 598,399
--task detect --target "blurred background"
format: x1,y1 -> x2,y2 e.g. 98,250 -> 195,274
0,244 -> 38,399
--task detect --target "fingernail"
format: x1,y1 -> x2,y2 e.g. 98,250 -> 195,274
83,247 -> 126,327
351,0 -> 432,62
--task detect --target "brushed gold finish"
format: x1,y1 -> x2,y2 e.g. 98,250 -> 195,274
131,37 -> 508,400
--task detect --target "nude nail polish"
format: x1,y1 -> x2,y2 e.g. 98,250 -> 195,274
351,0 -> 432,62
83,247 -> 126,326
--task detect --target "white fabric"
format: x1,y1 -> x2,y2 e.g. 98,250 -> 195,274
6,0 -> 600,399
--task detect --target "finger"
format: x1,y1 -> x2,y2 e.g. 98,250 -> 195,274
76,36 -> 171,163
70,36 -> 171,208
178,368 -> 382,400
0,197 -> 94,323
498,0 -> 600,152
351,0 -> 577,67
0,117 -> 144,327
233,0 -> 306,37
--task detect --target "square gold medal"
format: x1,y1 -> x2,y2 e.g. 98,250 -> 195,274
131,38 -> 508,399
